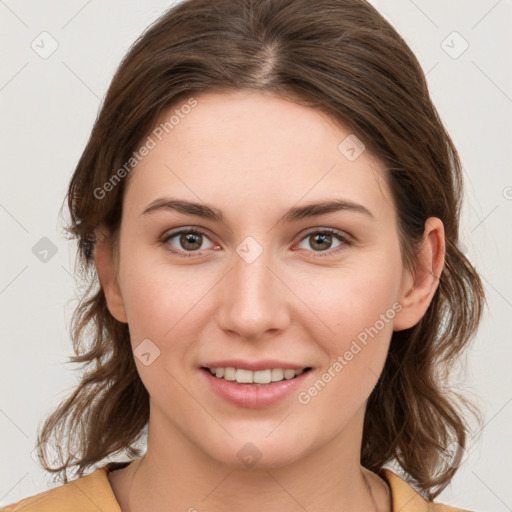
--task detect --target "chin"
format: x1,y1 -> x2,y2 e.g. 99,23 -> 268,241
205,435 -> 307,471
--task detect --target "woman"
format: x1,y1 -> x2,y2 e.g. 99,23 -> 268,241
2,0 -> 484,511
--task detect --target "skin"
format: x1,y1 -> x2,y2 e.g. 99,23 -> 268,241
95,90 -> 445,512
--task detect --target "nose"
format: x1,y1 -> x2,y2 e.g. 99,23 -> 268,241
215,244 -> 291,340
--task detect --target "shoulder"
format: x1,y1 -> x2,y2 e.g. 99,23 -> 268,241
2,464 -> 478,512
0,466 -> 121,512
379,467 -> 476,512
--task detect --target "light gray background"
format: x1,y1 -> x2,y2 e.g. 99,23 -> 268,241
0,1 -> 511,510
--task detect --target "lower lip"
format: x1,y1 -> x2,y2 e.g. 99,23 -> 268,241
201,368 -> 312,409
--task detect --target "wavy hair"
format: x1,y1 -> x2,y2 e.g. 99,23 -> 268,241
34,0 -> 485,500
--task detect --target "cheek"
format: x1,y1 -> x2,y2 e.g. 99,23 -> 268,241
118,244 -> 218,353
298,251 -> 402,369
117,251 -> 208,396
295,270 -> 399,419
332,276 -> 398,345
121,269 -> 201,338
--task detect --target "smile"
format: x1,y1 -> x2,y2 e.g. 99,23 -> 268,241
204,366 -> 312,384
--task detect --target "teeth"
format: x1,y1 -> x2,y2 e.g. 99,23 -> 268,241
224,367 -> 236,381
255,369 -> 272,384
271,368 -> 284,381
284,369 -> 300,380
207,366 -> 306,384
237,368 -> 256,383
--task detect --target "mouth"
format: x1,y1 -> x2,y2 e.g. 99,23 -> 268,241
200,366 -> 313,385
200,364 -> 314,409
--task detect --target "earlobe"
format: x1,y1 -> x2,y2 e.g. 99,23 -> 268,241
393,217 -> 445,331
94,226 -> 128,324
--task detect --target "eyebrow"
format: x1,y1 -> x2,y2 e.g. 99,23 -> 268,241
140,197 -> 375,224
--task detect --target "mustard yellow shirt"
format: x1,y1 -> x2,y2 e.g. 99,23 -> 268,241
1,462 -> 473,511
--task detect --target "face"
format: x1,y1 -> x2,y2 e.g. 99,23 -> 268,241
96,90 -> 440,470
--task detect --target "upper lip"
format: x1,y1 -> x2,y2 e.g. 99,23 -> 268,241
201,359 -> 312,371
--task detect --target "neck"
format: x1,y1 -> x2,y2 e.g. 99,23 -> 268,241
110,406 -> 390,512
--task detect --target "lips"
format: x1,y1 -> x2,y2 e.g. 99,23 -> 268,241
200,360 -> 312,409
201,359 -> 310,371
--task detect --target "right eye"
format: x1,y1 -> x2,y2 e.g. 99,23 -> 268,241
161,228 -> 218,257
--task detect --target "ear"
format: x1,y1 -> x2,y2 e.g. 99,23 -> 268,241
94,225 -> 128,323
393,217 -> 445,331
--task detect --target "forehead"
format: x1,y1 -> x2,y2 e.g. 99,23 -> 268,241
123,90 -> 395,223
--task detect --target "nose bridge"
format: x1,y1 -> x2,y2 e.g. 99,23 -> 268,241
217,239 -> 289,338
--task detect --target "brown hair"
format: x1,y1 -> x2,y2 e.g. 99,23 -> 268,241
34,0 -> 485,500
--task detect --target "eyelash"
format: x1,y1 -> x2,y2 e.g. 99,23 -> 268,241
160,227 -> 352,258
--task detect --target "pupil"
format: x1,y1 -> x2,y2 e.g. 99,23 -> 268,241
181,233 -> 201,250
311,233 -> 331,250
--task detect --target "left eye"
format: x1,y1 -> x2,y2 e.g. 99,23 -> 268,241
295,229 -> 349,255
